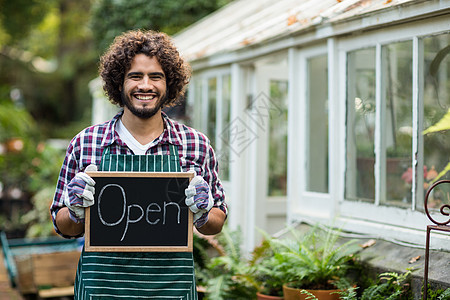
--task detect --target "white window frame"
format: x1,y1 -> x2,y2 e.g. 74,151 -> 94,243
289,44 -> 333,220
289,15 -> 450,249
188,68 -> 232,183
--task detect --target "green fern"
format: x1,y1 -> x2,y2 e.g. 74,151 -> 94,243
203,226 -> 257,299
334,278 -> 359,300
438,288 -> 450,300
266,225 -> 360,290
361,270 -> 412,300
334,285 -> 359,300
248,239 -> 284,296
300,289 -> 318,300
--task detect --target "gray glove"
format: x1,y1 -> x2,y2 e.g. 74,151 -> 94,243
63,164 -> 98,223
185,175 -> 214,228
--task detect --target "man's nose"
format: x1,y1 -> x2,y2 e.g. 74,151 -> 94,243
138,76 -> 153,90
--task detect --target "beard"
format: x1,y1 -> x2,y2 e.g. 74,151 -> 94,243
121,90 -> 167,119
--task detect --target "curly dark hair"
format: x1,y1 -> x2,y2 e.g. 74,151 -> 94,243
99,30 -> 191,107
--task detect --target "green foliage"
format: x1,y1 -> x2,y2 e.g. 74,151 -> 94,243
195,225 -> 449,300
192,233 -> 216,289
21,187 -> 56,238
0,100 -> 39,188
22,142 -> 64,238
0,207 -> 25,234
360,270 -> 413,300
266,225 -> 361,290
335,285 -> 359,300
300,289 -> 318,299
0,0 -> 97,136
0,0 -> 53,45
1,0 -> 233,138
0,100 -> 64,190
248,239 -> 285,296
423,109 -> 450,135
90,0 -> 233,54
424,285 -> 450,300
203,226 -> 257,299
423,108 -> 450,182
0,100 -> 65,237
0,100 -> 36,141
438,288 -> 450,300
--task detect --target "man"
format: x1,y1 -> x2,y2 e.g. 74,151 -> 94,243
50,30 -> 227,299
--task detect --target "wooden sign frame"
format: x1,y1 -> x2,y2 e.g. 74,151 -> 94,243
84,171 -> 194,252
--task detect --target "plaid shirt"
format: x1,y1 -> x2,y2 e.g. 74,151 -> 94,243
51,110 -> 227,237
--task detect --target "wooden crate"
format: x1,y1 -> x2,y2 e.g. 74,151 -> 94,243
32,251 -> 79,288
14,256 -> 34,294
1,232 -> 80,298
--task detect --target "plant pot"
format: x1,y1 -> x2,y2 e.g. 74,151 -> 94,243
283,284 -> 340,300
256,291 -> 284,300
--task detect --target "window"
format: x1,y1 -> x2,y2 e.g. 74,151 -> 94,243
207,78 -> 217,147
219,75 -> 231,181
422,33 -> 450,211
191,79 -> 203,130
382,41 -> 413,207
268,80 -> 288,196
306,55 -> 329,193
344,32 -> 449,212
346,47 -> 376,202
309,20 -> 450,249
190,72 -> 232,181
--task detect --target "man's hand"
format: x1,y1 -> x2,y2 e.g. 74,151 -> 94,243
185,175 -> 214,228
63,164 -> 97,224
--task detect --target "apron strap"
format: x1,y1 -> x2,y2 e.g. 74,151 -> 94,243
102,145 -> 110,160
169,144 -> 179,157
100,146 -> 111,171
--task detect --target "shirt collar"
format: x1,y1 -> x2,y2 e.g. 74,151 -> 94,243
101,110 -> 182,147
160,111 -> 182,146
101,110 -> 123,148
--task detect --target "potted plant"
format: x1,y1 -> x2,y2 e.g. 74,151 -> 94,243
248,239 -> 285,299
202,226 -> 258,299
266,225 -> 362,300
360,270 -> 413,299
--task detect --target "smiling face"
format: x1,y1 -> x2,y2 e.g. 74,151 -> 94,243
121,54 -> 167,119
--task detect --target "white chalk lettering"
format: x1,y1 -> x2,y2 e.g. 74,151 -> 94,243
121,204 -> 144,241
96,184 -> 182,241
146,203 -> 161,225
163,202 -> 181,225
98,184 -> 126,226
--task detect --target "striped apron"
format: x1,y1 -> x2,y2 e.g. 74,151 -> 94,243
74,145 -> 197,299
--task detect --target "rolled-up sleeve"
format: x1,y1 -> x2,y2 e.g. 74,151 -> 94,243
50,138 -> 80,238
203,144 -> 228,216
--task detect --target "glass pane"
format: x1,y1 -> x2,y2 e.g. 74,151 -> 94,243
191,78 -> 202,129
219,75 -> 231,181
207,77 -> 217,147
306,55 -> 329,193
422,32 -> 450,211
268,80 -> 288,196
382,41 -> 413,207
346,48 -> 376,202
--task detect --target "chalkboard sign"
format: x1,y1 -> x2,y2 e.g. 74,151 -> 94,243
84,172 -> 194,252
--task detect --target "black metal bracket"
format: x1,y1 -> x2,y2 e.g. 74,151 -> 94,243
423,179 -> 450,300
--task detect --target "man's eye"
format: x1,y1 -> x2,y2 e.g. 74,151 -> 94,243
127,74 -> 141,80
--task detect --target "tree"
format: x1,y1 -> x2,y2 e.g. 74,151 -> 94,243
90,0 -> 233,54
0,0 -> 97,137
0,0 -> 51,46
0,0 -> 232,136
